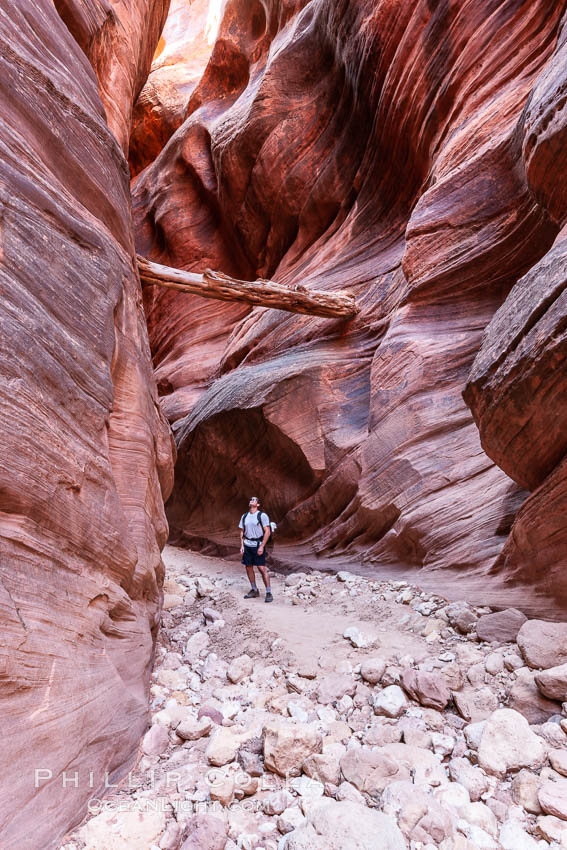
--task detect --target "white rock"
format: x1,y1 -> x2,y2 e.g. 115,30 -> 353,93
435,782 -> 470,813
195,576 -> 215,597
499,820 -> 542,850
459,801 -> 498,837
176,716 -> 213,741
206,727 -> 245,766
185,631 -> 210,662
280,799 -> 406,849
79,810 -> 166,850
290,774 -> 325,807
373,686 -> 408,718
278,806 -> 305,835
431,732 -> 455,757
227,654 -> 253,684
464,721 -> 486,751
478,709 -> 548,778
203,607 -> 223,623
343,626 -> 375,648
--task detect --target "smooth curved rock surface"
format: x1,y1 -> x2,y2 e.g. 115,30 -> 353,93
55,0 -> 171,152
0,1 -> 173,848
132,0 -> 567,616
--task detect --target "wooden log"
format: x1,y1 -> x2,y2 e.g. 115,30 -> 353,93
137,256 -> 358,319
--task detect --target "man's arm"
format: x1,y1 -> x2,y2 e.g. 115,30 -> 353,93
239,522 -> 244,554
258,515 -> 271,553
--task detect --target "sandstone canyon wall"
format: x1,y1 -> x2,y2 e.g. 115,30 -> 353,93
0,1 -> 173,847
132,0 -> 567,617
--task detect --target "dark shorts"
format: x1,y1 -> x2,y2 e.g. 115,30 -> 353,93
242,543 -> 266,567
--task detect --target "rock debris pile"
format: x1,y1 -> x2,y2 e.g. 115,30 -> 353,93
59,551 -> 567,850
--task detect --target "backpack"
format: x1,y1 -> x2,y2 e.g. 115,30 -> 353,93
242,510 -> 277,546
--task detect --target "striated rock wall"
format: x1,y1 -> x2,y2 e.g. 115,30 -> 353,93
465,17 -> 567,610
132,0 -> 567,616
0,1 -> 173,847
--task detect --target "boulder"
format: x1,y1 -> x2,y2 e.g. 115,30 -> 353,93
185,631 -> 210,662
205,727 -> 246,767
203,607 -> 223,623
445,602 -> 479,634
448,758 -> 490,802
141,723 -> 170,756
79,810 -> 166,850
198,705 -> 224,726
343,626 -> 375,648
535,663 -> 567,701
476,609 -> 528,643
208,772 -> 235,807
453,687 -> 498,722
400,669 -> 451,710
176,716 -> 213,741
508,667 -> 561,723
478,708 -> 548,778
282,799 -> 406,849
180,815 -> 228,850
511,769 -> 543,814
303,745 -> 344,786
380,742 -> 448,788
195,576 -> 215,597
263,719 -> 323,777
499,820 -> 542,850
316,673 -> 356,705
537,814 -> 567,844
538,777 -> 567,821
336,781 -> 366,804
517,620 -> 567,669
463,721 -> 486,751
550,749 -> 567,776
263,790 -> 294,816
360,658 -> 386,685
340,745 -> 409,798
227,654 -> 253,684
278,807 -> 306,835
373,685 -> 408,718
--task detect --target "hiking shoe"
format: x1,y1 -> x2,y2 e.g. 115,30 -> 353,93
265,592 -> 273,603
244,589 -> 260,599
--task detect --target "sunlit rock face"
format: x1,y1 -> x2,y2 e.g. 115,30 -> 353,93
132,0 -> 567,616
0,1 -> 173,847
129,0 -> 217,176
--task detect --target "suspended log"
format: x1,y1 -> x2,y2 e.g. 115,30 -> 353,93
137,256 -> 358,319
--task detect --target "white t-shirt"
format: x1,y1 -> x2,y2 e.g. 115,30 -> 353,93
239,511 -> 270,546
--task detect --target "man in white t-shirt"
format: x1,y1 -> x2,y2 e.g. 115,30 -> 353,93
238,496 -> 272,602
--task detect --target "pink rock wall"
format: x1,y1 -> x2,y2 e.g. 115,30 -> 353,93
132,0 -> 567,617
0,1 -> 173,847
465,21 -> 567,611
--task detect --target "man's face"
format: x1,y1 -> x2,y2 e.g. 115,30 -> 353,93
249,498 -> 259,510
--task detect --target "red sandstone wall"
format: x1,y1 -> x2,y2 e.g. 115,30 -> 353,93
0,1 -> 173,847
132,0 -> 567,616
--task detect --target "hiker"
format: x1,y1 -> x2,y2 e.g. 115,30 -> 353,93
239,496 -> 273,602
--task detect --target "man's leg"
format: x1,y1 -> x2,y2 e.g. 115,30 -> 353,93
257,564 -> 270,589
243,547 -> 260,598
255,552 -> 273,601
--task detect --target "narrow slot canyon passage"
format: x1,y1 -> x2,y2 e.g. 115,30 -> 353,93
2,0 -> 567,848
